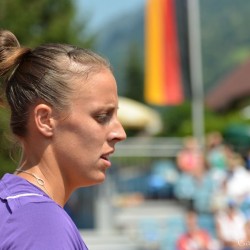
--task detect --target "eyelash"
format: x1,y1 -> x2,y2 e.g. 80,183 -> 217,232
96,113 -> 112,124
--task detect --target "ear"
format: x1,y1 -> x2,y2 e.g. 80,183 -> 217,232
34,104 -> 54,137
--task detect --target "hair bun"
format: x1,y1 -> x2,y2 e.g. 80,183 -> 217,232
0,30 -> 20,48
0,30 -> 30,77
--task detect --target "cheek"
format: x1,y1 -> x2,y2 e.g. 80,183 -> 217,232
53,127 -> 97,180
53,120 -> 109,186
54,118 -> 103,158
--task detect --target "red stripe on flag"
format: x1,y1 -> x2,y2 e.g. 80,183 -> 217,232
163,0 -> 184,104
144,0 -> 184,106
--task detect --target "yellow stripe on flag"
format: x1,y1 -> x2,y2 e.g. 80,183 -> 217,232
145,0 -> 165,105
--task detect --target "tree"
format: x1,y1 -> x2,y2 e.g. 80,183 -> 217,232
0,0 -> 93,47
0,0 -> 94,177
124,43 -> 144,103
0,106 -> 17,176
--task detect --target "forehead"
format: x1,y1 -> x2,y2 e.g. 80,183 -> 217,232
72,69 -> 118,107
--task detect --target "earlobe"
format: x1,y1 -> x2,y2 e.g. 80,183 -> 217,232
34,104 -> 54,137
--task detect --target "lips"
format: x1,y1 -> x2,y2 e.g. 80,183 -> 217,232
100,151 -> 114,167
101,155 -> 109,161
101,149 -> 114,159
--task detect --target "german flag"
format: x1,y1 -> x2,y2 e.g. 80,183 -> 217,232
144,0 -> 184,105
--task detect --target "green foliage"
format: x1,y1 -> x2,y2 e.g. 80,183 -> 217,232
124,43 -> 144,103
0,0 -> 94,47
0,107 -> 16,177
157,102 -> 249,137
158,102 -> 192,137
0,107 -> 10,157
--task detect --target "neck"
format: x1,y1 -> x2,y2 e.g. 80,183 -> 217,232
18,145 -> 72,207
18,147 -> 73,207
16,168 -> 52,198
15,165 -> 67,207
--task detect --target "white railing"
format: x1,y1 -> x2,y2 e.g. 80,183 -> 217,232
113,137 -> 183,158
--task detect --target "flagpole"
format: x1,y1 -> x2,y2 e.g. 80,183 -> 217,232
187,0 -> 205,149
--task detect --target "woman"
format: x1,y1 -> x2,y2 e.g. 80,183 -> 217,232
0,30 -> 126,249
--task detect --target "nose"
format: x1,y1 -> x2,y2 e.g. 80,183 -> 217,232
109,119 -> 127,143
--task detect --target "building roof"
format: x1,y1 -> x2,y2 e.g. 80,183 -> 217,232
205,59 -> 250,111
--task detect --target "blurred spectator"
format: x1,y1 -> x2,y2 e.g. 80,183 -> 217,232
211,151 -> 250,215
147,160 -> 179,199
174,172 -> 196,207
210,179 -> 229,213
175,157 -> 215,213
176,137 -> 204,176
226,153 -> 250,204
215,200 -> 247,250
206,132 -> 228,171
206,133 -> 234,188
176,209 -> 216,250
192,165 -> 216,213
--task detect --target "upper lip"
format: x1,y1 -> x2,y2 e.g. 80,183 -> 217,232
101,150 -> 115,159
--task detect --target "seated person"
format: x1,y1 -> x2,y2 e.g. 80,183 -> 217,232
176,209 -> 214,250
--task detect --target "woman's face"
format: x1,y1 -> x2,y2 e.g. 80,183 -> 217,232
53,68 -> 126,188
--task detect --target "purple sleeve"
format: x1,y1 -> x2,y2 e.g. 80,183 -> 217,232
2,202 -> 88,250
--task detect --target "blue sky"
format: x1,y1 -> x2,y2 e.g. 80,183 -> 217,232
75,0 -> 146,33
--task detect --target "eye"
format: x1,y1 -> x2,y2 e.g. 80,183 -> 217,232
95,113 -> 112,124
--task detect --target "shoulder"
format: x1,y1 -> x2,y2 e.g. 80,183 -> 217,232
12,201 -> 69,226
1,202 -> 87,249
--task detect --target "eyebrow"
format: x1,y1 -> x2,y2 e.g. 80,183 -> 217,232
93,103 -> 118,110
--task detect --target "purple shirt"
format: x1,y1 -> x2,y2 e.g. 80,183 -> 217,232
0,174 -> 88,250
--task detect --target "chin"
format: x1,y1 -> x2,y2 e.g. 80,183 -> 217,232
94,173 -> 107,185
81,173 -> 106,187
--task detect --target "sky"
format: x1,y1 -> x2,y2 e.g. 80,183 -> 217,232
75,0 -> 146,33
